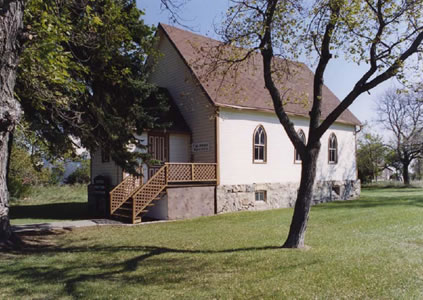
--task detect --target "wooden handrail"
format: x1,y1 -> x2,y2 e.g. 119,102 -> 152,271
110,174 -> 142,214
132,164 -> 168,216
166,163 -> 217,183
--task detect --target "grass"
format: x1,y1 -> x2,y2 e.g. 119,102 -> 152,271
1,187 -> 423,299
362,180 -> 423,189
9,185 -> 88,225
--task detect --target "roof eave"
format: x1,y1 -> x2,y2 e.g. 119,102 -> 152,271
216,103 -> 361,127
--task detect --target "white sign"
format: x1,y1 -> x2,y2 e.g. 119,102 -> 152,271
192,142 -> 209,153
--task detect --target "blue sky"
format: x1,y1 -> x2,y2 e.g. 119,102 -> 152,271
137,0 -> 394,127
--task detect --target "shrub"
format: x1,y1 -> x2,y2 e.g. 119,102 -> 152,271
8,145 -> 49,199
65,160 -> 90,184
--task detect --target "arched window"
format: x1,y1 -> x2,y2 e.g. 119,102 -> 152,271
253,125 -> 267,163
328,133 -> 338,164
295,130 -> 306,163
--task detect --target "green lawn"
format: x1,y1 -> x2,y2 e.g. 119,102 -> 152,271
2,187 -> 423,299
9,184 -> 88,225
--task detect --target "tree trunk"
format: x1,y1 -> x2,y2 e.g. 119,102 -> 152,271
0,0 -> 24,247
403,161 -> 410,186
282,143 -> 320,248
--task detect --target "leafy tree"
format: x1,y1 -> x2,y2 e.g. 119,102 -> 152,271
8,143 -> 51,200
377,88 -> 423,185
357,130 -> 388,184
202,0 -> 423,248
17,0 -> 165,173
0,0 -> 165,247
65,159 -> 90,185
411,158 -> 423,180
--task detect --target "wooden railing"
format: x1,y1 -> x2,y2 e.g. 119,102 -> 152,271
131,163 -> 217,221
110,174 -> 142,214
166,163 -> 217,183
132,165 -> 168,218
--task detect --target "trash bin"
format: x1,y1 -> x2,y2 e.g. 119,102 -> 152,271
88,175 -> 111,217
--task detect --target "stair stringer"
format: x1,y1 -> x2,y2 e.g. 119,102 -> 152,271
131,164 -> 168,219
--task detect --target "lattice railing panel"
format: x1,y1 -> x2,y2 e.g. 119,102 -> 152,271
167,163 -> 217,182
193,164 -> 217,181
110,175 -> 142,213
168,164 -> 191,181
133,165 -> 167,216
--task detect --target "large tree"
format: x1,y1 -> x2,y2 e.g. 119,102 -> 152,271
202,0 -> 423,248
0,0 -> 165,247
0,0 -> 25,247
377,88 -> 423,185
17,0 -> 165,173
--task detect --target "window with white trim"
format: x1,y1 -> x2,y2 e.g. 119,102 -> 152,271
328,133 -> 338,164
253,125 -> 267,163
255,190 -> 266,202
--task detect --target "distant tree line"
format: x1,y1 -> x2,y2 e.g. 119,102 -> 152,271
357,88 -> 423,185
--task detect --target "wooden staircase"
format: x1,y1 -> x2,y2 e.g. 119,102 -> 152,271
109,174 -> 142,222
110,163 -> 217,224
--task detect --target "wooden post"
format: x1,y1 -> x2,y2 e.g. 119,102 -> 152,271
191,163 -> 195,181
110,190 -> 113,215
132,196 -> 136,224
215,110 -> 220,185
165,164 -> 169,184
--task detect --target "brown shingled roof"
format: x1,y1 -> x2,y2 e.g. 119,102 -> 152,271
159,23 -> 361,126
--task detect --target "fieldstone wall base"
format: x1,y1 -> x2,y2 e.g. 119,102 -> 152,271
217,180 -> 361,213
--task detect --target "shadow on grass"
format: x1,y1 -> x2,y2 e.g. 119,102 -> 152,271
9,202 -> 89,221
1,230 -> 299,298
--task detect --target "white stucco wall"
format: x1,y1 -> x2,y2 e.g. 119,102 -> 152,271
218,107 -> 357,185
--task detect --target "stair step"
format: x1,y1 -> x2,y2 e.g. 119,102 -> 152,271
112,214 -> 141,224
118,207 -> 132,211
113,212 -> 132,218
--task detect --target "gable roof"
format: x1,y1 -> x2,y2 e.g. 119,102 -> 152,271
158,23 -> 361,126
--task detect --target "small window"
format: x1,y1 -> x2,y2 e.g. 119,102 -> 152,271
295,129 -> 306,163
101,149 -> 110,163
328,133 -> 338,164
255,190 -> 266,202
253,125 -> 267,163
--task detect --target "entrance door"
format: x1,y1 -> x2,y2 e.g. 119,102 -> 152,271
148,133 -> 168,178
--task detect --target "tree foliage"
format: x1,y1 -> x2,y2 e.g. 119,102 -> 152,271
16,0 -> 167,174
356,130 -> 388,183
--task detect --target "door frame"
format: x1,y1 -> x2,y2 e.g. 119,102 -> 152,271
147,132 -> 169,179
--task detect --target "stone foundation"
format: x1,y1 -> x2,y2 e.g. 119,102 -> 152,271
216,180 -> 360,213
